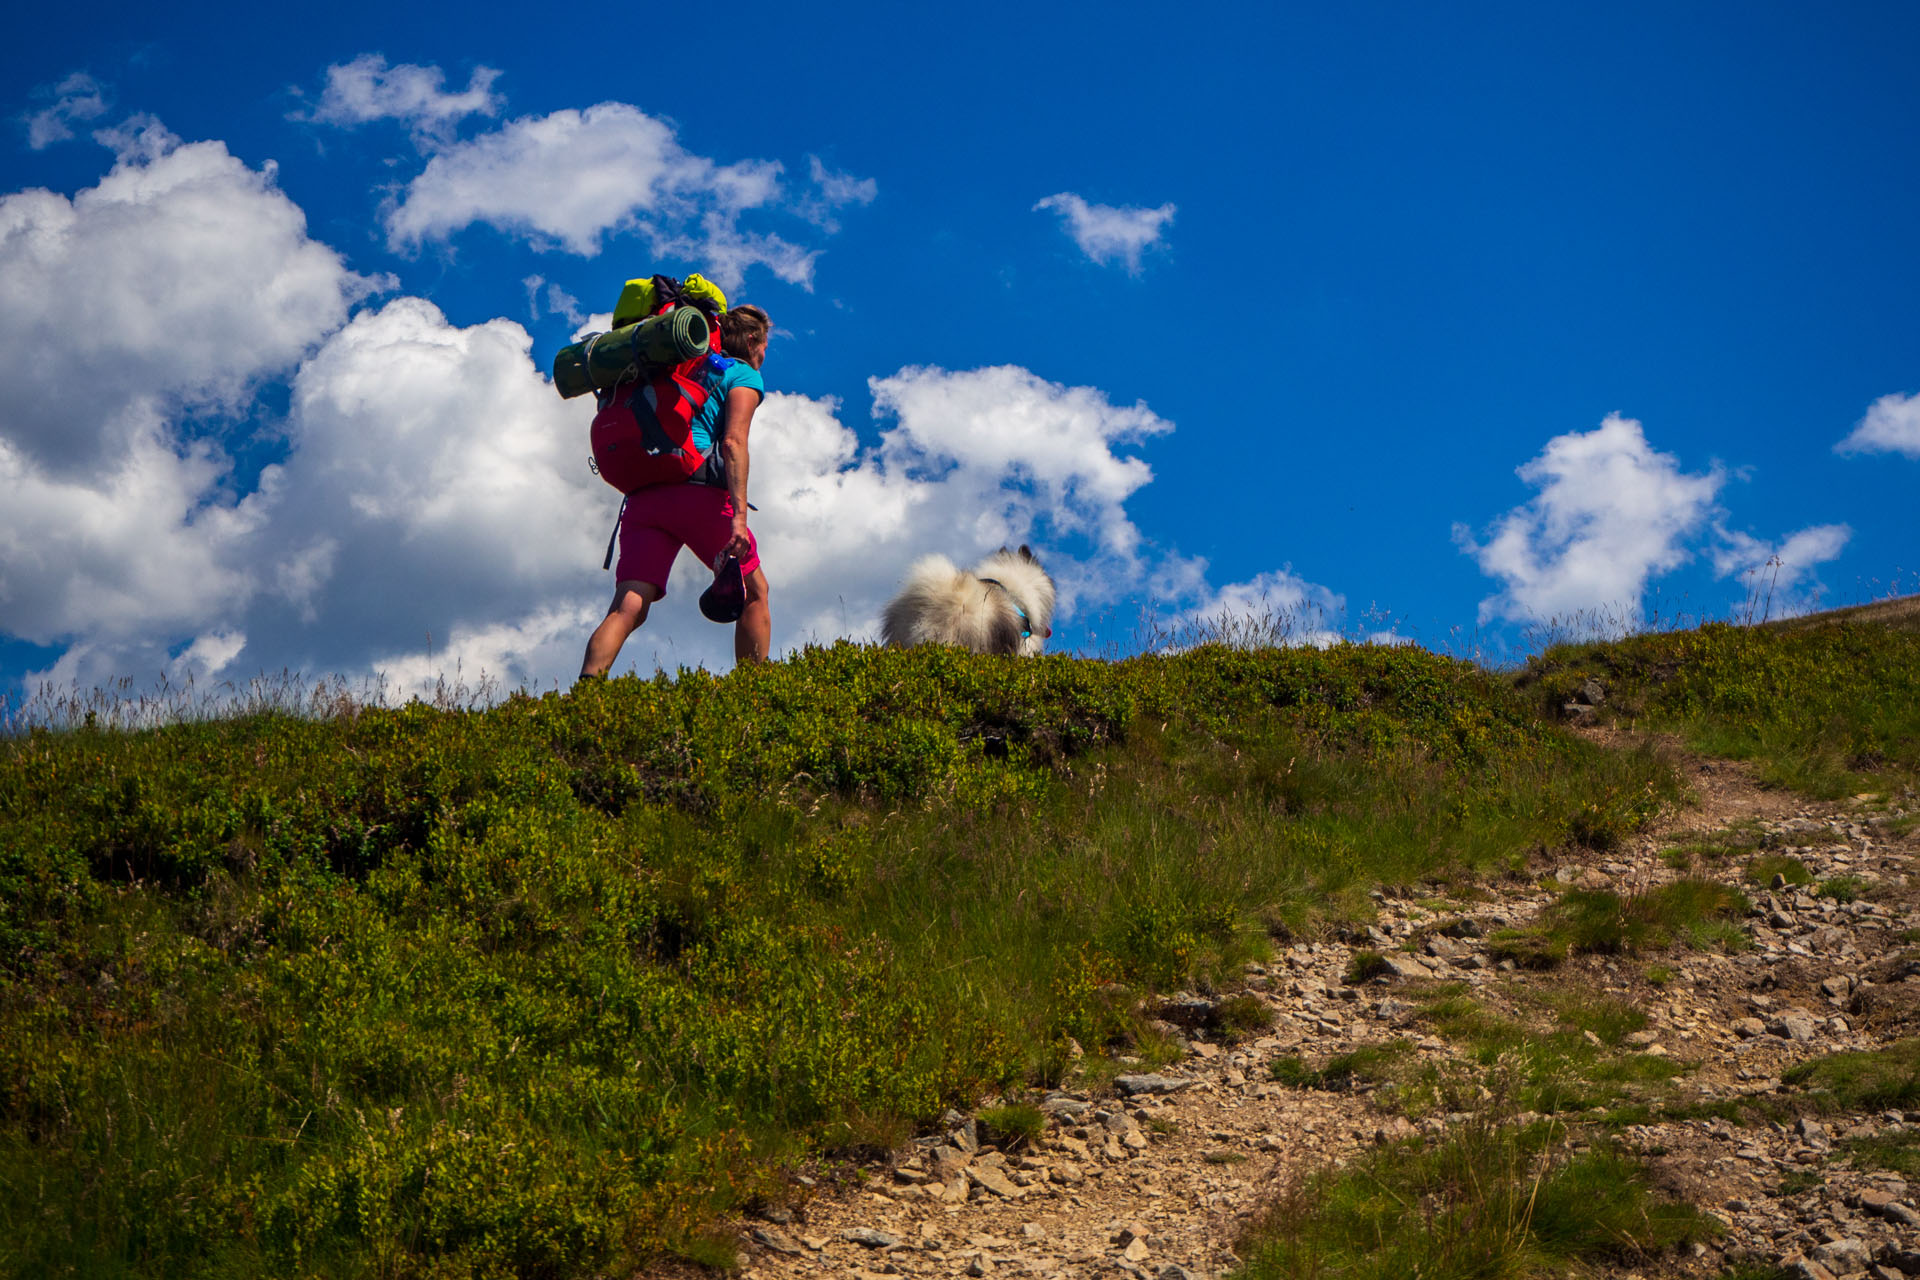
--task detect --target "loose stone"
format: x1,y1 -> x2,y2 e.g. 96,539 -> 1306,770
1115,1074 -> 1193,1096
842,1228 -> 902,1249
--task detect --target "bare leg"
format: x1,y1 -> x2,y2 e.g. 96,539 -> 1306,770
582,580 -> 662,678
735,568 -> 770,665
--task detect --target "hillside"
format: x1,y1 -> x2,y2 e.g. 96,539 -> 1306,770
1,617 -> 1917,1279
1764,592 -> 1920,635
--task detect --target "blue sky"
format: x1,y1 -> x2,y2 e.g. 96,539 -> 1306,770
3,1 -> 1915,699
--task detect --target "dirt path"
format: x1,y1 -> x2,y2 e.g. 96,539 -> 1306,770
724,738 -> 1920,1280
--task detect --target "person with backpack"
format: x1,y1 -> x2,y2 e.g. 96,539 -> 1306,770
579,303 -> 774,676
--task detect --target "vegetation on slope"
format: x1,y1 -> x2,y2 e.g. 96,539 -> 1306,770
0,641 -> 1672,1278
1235,1121 -> 1711,1280
1520,614 -> 1920,797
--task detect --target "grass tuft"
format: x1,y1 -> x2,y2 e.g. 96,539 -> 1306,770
1492,881 -> 1749,967
1843,1129 -> 1920,1178
1423,996 -> 1683,1116
1662,828 -> 1762,870
1270,1041 -> 1416,1092
1234,1121 -> 1713,1280
1817,876 -> 1865,903
1212,994 -> 1277,1037
1781,1039 -> 1920,1112
1744,854 -> 1814,887
977,1103 -> 1046,1150
1343,949 -> 1391,984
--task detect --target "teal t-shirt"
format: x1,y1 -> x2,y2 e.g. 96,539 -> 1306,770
691,356 -> 765,455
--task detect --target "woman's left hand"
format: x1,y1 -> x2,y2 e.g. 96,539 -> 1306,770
722,513 -> 752,562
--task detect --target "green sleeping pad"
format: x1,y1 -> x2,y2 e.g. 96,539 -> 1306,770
551,306 -> 712,399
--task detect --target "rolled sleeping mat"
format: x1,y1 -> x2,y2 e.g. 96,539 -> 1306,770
550,306 -> 713,399
626,304 -> 712,368
551,338 -> 597,399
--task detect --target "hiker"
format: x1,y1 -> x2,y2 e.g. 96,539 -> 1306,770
579,304 -> 773,676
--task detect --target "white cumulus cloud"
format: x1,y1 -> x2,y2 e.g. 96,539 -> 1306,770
1456,415 -> 1724,626
383,101 -> 819,289
1034,192 -> 1176,273
0,123 -> 381,474
0,122 -> 381,663
1836,391 -> 1920,460
251,297 -> 608,669
10,293 -> 613,695
298,54 -> 503,143
0,416 -> 267,644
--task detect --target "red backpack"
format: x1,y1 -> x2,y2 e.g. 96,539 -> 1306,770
588,278 -> 727,495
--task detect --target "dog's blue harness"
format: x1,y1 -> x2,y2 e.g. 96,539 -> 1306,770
977,577 -> 1032,639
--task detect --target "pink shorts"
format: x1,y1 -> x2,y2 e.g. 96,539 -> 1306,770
614,484 -> 760,596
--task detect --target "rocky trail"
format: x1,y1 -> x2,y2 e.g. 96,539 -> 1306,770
723,737 -> 1920,1280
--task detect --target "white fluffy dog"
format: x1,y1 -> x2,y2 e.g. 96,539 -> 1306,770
880,546 -> 1056,655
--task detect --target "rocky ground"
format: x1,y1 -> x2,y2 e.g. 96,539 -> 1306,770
723,740 -> 1920,1280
